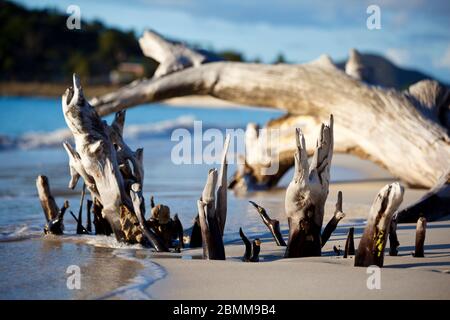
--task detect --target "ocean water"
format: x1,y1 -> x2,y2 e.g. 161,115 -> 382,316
0,96 -> 366,299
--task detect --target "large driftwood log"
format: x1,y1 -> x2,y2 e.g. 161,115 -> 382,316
284,117 -> 334,258
355,182 -> 404,267
61,74 -> 167,250
91,30 -> 450,193
397,169 -> 450,223
197,136 -> 230,260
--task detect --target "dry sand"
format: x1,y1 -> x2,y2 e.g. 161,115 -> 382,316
143,156 -> 450,300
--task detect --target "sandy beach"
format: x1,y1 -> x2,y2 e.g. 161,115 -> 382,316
145,180 -> 450,300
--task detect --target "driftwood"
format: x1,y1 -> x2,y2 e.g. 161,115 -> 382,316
355,183 -> 404,267
91,30 -> 450,196
91,199 -> 112,235
333,245 -> 341,256
69,210 -> 89,234
76,184 -> 88,234
321,191 -> 345,247
343,227 -> 355,258
61,74 -> 167,250
239,228 -> 261,262
145,198 -> 184,249
249,201 -> 286,246
86,199 -> 92,233
388,214 -> 400,256
189,215 -> 203,248
36,175 -> 67,235
413,217 -> 427,257
284,117 -> 333,258
129,183 -> 168,251
397,169 -> 450,223
197,136 -> 230,260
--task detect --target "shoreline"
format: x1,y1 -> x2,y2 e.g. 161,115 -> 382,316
0,82 -> 248,109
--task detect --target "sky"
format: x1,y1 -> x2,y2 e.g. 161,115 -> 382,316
14,0 -> 450,82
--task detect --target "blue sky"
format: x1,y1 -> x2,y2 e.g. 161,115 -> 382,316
15,0 -> 450,82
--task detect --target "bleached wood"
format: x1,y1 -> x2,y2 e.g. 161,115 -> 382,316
139,30 -> 211,78
91,33 -> 450,190
61,74 -> 168,247
196,136 -> 230,260
216,134 -> 230,235
355,182 -> 404,267
397,169 -> 450,223
284,116 -> 334,258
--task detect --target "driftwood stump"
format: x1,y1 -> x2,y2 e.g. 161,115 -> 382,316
389,214 -> 400,256
249,201 -> 286,246
197,136 -> 230,260
343,227 -> 355,258
321,191 -> 345,247
355,183 -> 404,267
413,217 -> 427,258
284,116 -> 333,258
61,74 -> 167,250
239,228 -> 261,262
36,175 -> 67,235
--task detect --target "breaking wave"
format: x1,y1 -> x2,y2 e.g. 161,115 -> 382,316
0,115 -> 198,150
0,224 -> 41,242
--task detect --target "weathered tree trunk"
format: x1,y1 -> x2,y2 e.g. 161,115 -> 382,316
343,227 -> 355,258
413,217 -> 427,258
197,136 -> 230,260
36,175 -> 67,235
397,170 -> 450,223
91,30 -> 450,193
249,201 -> 286,246
61,74 -> 166,250
284,117 -> 334,258
321,191 -> 345,247
388,214 -> 400,256
355,183 -> 404,267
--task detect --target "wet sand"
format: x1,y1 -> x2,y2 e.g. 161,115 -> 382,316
0,237 -> 143,299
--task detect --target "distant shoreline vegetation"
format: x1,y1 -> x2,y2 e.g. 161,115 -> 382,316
1,0 -> 444,94
0,0 -> 247,86
0,81 -> 121,98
